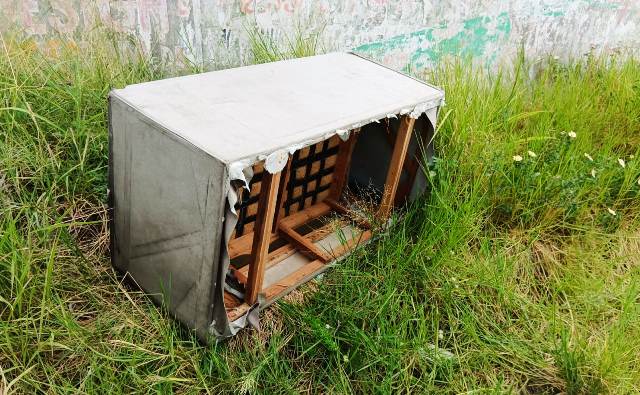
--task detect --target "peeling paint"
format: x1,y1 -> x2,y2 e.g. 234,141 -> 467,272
355,11 -> 513,70
0,0 -> 638,71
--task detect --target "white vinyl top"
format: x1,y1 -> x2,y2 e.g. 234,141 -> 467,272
112,52 -> 444,164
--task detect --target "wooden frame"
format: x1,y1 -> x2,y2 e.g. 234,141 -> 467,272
225,115 -> 416,319
378,116 -> 416,219
245,171 -> 281,304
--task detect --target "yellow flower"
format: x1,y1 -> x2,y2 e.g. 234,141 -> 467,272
607,208 -> 616,216
527,150 -> 537,158
513,155 -> 523,162
584,153 -> 593,161
618,158 -> 626,168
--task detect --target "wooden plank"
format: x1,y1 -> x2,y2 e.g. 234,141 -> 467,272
378,116 -> 415,219
263,260 -> 325,301
273,157 -> 292,233
324,198 -> 348,214
235,243 -> 296,284
279,223 -> 331,262
329,229 -> 372,258
245,171 -> 281,305
228,230 -> 279,259
324,198 -> 371,230
228,231 -> 255,259
329,130 -> 359,200
303,220 -> 345,243
224,290 -> 243,309
279,201 -> 332,229
227,303 -> 251,322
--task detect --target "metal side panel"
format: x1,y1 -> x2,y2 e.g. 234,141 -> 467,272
109,94 -> 225,340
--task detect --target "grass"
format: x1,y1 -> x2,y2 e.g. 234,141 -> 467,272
247,23 -> 325,64
1,29 -> 640,393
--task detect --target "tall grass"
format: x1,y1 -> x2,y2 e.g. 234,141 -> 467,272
247,23 -> 325,64
1,30 -> 639,393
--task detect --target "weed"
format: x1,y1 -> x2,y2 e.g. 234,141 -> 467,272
1,31 -> 640,393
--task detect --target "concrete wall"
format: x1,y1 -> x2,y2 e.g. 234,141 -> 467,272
1,1 -> 638,71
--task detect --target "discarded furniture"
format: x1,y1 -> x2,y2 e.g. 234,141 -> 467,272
109,53 -> 444,341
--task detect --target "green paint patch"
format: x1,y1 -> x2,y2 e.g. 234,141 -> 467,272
583,0 -> 620,10
354,12 -> 512,70
543,10 -> 566,17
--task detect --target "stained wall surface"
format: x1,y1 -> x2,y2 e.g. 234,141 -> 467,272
2,1 -> 638,70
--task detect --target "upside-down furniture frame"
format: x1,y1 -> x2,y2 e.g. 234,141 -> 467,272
109,53 -> 444,342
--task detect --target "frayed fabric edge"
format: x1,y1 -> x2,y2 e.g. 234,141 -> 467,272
226,99 -> 442,180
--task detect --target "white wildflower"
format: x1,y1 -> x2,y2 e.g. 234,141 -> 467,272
438,330 -> 444,340
568,131 -> 577,139
513,155 -> 523,162
527,150 -> 537,158
429,170 -> 437,178
343,354 -> 349,362
325,324 -> 331,329
630,155 -> 635,159
618,158 -> 626,168
591,169 -> 596,178
584,153 -> 593,161
607,207 -> 616,216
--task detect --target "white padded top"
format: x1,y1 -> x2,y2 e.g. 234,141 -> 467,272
111,52 -> 444,164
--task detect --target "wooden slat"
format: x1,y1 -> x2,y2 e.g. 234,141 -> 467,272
228,230 -> 279,259
329,130 -> 359,200
378,116 -> 415,219
273,157 -> 292,233
263,260 -> 326,301
235,243 -> 296,284
228,231 -> 255,259
279,201 -> 332,229
304,223 -> 339,243
227,303 -> 251,322
324,198 -> 371,230
245,171 -> 281,305
327,229 -> 372,258
279,223 -> 331,262
228,225 -> 373,322
224,291 -> 243,309
324,198 -> 348,214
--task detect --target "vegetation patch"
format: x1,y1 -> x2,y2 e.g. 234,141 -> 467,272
0,31 -> 639,393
